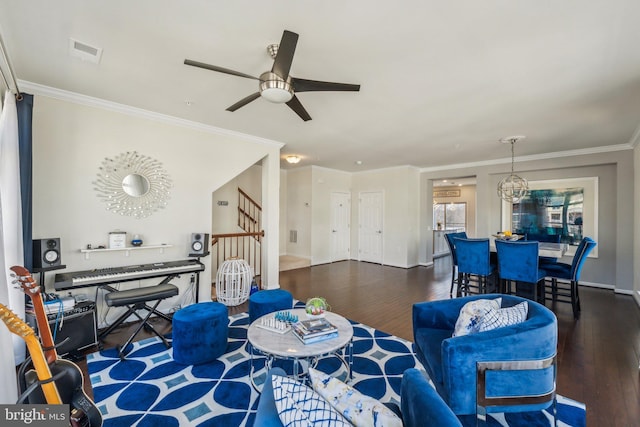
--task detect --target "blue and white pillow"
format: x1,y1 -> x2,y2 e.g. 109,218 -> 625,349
309,368 -> 402,427
452,297 -> 502,337
272,374 -> 351,427
478,301 -> 528,332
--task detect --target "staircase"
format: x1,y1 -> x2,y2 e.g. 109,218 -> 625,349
211,188 -> 263,286
237,188 -> 261,236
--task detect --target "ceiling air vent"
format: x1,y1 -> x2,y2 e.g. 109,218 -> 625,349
69,38 -> 103,64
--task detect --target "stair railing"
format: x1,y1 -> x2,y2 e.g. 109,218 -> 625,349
211,231 -> 264,286
238,188 -> 261,236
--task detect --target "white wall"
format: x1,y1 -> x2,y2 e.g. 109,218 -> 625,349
285,167 -> 312,258
31,94 -> 281,326
310,167 -> 352,265
634,144 -> 640,305
406,167 -> 421,267
279,169 -> 288,255
351,166 -> 420,268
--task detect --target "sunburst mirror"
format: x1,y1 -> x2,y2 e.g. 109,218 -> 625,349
94,151 -> 172,219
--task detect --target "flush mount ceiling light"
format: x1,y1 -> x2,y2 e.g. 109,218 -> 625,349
286,155 -> 301,164
497,136 -> 528,203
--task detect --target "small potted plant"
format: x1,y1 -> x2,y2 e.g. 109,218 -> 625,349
305,297 -> 329,319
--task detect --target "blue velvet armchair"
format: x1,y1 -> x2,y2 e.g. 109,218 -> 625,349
412,294 -> 557,417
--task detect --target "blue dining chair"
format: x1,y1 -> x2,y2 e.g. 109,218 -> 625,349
525,233 -> 561,265
444,231 -> 467,296
543,237 -> 596,319
495,240 -> 547,303
453,238 -> 496,296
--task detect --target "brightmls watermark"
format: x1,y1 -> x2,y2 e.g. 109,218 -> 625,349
1,405 -> 68,426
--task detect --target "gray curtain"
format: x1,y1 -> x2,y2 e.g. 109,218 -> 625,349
16,93 -> 33,270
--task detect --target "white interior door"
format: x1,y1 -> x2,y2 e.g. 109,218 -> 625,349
330,192 -> 351,262
359,191 -> 383,264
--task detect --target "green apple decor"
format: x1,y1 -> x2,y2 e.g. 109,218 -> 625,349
305,297 -> 329,318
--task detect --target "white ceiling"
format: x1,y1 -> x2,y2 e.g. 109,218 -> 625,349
1,0 -> 640,172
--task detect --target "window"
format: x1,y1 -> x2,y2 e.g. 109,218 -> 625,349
434,202 -> 466,231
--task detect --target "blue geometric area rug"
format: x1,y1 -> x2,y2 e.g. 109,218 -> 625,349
88,310 -> 585,427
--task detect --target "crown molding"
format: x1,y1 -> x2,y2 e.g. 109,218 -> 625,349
628,123 -> 640,148
352,164 -> 420,175
420,143 -> 633,173
283,163 -> 419,175
310,164 -> 352,175
18,80 -> 284,149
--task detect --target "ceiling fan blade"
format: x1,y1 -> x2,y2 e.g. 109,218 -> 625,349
271,30 -> 299,80
292,77 -> 361,93
184,59 -> 260,80
226,92 -> 261,112
286,95 -> 312,121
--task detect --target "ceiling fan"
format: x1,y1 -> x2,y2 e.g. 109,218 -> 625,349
184,30 -> 360,121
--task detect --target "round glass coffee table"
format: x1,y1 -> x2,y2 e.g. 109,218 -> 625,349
247,308 -> 354,391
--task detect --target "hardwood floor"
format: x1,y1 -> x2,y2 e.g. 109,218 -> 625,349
79,258 -> 640,426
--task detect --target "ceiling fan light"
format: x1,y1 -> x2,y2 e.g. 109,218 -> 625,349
261,87 -> 293,103
259,74 -> 294,103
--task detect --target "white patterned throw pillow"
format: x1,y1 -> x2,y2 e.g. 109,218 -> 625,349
271,374 -> 351,427
308,368 -> 402,427
452,297 -> 502,337
478,301 -> 528,332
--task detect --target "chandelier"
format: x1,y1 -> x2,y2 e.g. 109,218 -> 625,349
497,136 -> 528,203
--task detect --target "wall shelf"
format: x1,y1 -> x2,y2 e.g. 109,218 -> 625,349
80,244 -> 172,259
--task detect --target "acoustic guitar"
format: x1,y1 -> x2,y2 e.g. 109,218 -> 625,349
11,265 -> 103,427
0,303 -> 62,404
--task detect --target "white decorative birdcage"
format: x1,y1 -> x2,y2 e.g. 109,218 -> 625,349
215,257 -> 254,306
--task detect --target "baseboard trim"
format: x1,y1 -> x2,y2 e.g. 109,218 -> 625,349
283,254 -> 312,260
307,259 -> 434,269
579,281 -> 614,290
579,281 -> 637,296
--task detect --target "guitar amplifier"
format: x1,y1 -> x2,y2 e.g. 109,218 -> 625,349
26,301 -> 98,357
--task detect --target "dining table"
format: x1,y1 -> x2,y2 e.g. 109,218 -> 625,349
536,242 -> 569,258
490,239 -> 568,259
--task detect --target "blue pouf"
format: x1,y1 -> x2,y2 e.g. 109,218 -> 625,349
172,302 -> 228,365
249,289 -> 294,323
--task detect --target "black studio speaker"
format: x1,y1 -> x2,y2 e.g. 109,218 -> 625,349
189,233 -> 210,257
33,238 -> 62,268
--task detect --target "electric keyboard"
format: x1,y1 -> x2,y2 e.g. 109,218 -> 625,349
54,259 -> 205,291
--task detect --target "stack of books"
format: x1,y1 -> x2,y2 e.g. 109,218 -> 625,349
292,318 -> 338,344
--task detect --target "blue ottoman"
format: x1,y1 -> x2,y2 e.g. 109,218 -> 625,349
172,302 -> 228,365
249,289 -> 293,323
